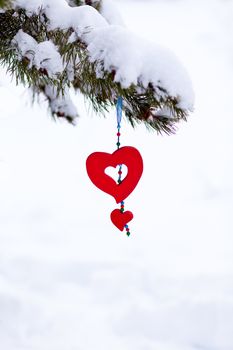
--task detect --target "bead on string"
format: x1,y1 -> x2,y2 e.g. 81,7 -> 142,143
116,97 -> 131,237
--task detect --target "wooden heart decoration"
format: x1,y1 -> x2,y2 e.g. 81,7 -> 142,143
86,146 -> 143,203
111,209 -> 133,231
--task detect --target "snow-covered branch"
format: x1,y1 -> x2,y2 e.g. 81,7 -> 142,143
0,0 -> 194,133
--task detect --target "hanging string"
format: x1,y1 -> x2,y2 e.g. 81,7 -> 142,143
116,97 -> 131,237
116,96 -> 122,150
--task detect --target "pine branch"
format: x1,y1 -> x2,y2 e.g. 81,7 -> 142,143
0,0 -> 7,7
68,0 -> 101,10
0,5 -> 192,134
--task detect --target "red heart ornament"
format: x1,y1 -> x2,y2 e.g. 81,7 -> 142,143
86,146 -> 143,203
111,209 -> 133,231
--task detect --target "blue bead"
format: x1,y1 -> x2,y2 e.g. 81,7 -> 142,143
125,224 -> 128,228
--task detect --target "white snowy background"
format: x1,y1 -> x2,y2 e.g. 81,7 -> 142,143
0,0 -> 233,349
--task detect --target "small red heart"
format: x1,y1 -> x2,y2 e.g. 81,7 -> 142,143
110,209 -> 133,231
86,146 -> 143,203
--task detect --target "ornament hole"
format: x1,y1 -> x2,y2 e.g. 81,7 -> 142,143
105,165 -> 128,182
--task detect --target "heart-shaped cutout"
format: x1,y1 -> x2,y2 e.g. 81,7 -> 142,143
111,209 -> 133,231
86,146 -> 143,203
105,164 -> 128,182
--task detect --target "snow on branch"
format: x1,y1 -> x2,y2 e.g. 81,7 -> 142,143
0,0 -> 194,133
44,85 -> 77,121
86,26 -> 193,111
14,0 -> 194,111
12,29 -> 63,78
